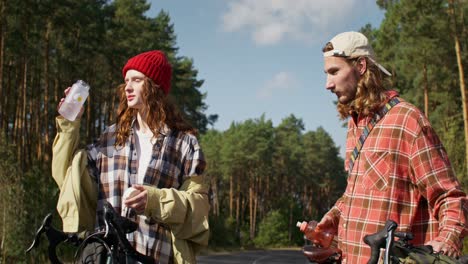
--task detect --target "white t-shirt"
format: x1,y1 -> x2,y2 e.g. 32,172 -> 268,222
134,128 -> 155,183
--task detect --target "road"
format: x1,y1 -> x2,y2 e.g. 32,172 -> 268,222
197,249 -> 310,264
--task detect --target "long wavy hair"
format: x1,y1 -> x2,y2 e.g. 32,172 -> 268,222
322,42 -> 389,119
114,78 -> 196,147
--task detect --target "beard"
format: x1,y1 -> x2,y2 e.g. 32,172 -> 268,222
336,99 -> 356,120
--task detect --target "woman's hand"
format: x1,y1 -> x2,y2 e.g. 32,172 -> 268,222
123,185 -> 148,215
57,87 -> 84,119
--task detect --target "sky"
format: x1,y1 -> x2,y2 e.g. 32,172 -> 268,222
147,0 -> 386,157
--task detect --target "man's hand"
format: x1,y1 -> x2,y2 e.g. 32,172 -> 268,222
316,214 -> 337,235
426,240 -> 459,258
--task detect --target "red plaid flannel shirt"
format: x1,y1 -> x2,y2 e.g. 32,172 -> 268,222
326,91 -> 468,264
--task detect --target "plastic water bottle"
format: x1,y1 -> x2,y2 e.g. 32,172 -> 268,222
58,80 -> 90,121
297,220 -> 334,248
122,187 -> 139,221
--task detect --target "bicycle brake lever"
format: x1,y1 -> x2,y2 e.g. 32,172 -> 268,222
104,216 -> 110,238
26,213 -> 53,252
103,202 -> 114,238
364,220 -> 398,264
395,231 -> 413,242
384,228 -> 395,264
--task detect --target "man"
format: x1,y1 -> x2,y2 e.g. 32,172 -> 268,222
52,50 -> 209,263
317,31 -> 467,263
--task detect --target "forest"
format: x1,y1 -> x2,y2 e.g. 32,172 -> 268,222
0,0 -> 467,262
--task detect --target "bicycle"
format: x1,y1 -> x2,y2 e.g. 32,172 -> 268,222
26,201 -> 155,264
301,220 -> 468,264
364,220 -> 468,264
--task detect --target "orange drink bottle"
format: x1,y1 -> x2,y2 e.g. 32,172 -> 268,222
296,220 -> 334,248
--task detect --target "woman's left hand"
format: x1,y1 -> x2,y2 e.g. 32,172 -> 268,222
123,185 -> 148,215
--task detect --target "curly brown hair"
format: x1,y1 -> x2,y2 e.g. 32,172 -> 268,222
114,78 -> 196,147
322,42 -> 389,119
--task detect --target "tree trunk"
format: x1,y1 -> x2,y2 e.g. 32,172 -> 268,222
253,176 -> 258,240
54,74 -> 59,103
42,20 -> 52,162
288,202 -> 293,242
211,175 -> 219,217
448,0 -> 468,175
19,57 -> 27,169
229,174 -> 233,218
14,62 -> 24,158
35,93 -> 41,160
423,63 -> 429,117
265,173 -> 270,212
0,0 -> 5,130
301,184 -> 309,217
1,196 -> 6,261
454,32 -> 468,176
107,75 -> 115,125
4,59 -> 11,137
249,176 -> 254,240
308,186 -> 313,216
86,92 -> 91,139
235,180 -> 240,232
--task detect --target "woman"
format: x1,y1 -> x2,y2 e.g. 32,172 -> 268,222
52,50 -> 210,264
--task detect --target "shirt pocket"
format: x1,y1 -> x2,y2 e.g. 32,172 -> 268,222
361,151 -> 390,191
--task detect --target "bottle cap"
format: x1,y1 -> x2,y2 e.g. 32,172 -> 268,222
75,80 -> 90,91
296,221 -> 308,231
122,187 -> 139,201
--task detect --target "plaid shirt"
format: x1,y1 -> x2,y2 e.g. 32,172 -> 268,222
328,91 -> 467,264
87,122 -> 206,263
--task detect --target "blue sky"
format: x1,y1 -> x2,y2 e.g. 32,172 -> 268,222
147,0 -> 385,157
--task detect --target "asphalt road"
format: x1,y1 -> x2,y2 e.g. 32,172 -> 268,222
196,249 -> 311,264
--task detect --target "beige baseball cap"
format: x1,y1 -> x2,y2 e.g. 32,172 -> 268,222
323,31 -> 391,76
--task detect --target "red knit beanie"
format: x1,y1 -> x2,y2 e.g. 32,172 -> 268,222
122,50 -> 172,95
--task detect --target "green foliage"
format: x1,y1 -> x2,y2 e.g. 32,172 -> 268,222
0,0 -> 213,261
208,216 -> 239,248
205,115 -> 345,249
0,135 -> 20,262
0,134 -> 59,262
253,210 -> 290,248
368,0 -> 467,188
239,226 -> 254,248
302,128 -> 346,218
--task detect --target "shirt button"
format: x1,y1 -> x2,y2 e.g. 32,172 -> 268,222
343,223 -> 347,228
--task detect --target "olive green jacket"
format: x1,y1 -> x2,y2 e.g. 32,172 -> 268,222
52,117 -> 210,264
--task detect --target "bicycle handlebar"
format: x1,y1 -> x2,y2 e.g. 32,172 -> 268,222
26,213 -> 74,264
364,220 -> 467,264
27,202 -> 155,264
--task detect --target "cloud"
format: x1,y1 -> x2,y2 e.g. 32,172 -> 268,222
221,0 -> 360,45
257,71 -> 298,99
